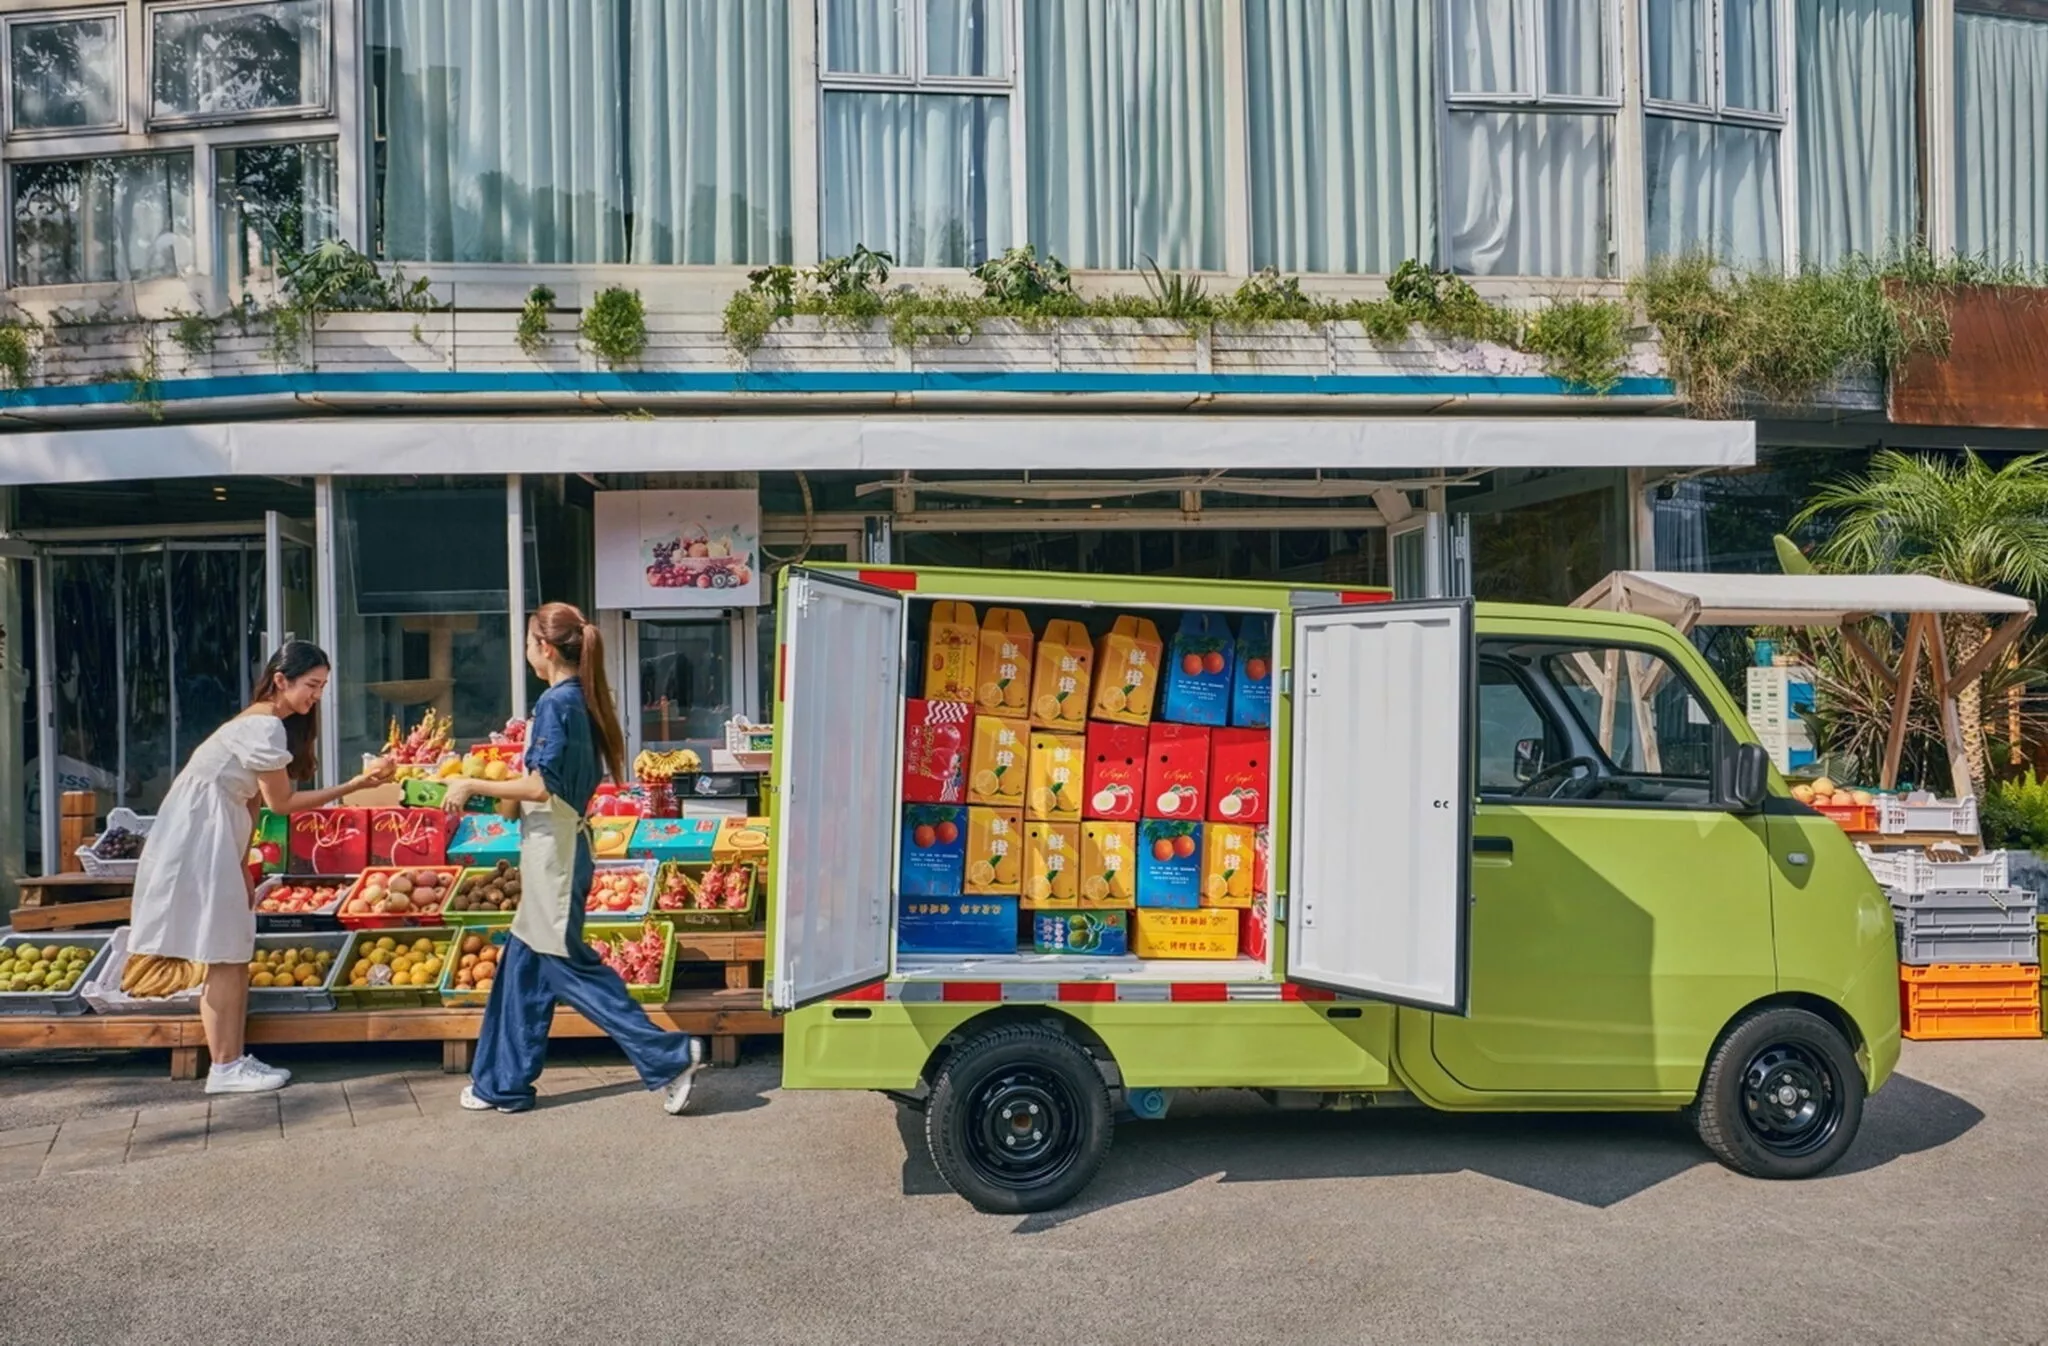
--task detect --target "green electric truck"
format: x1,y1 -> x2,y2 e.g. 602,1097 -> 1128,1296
768,565 -> 1902,1213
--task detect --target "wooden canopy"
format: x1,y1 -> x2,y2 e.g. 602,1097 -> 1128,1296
1574,571 -> 2038,792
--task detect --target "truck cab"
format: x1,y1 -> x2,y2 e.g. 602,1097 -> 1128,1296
768,567 -> 1902,1213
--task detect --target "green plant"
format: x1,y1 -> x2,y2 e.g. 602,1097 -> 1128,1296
971,246 -> 1074,309
517,285 -> 556,356
1140,259 -> 1214,323
1221,268 -> 1321,322
1522,298 -> 1632,394
581,285 -> 648,367
1353,260 -> 1522,346
168,309 -> 217,358
0,321 -> 35,388
126,324 -> 164,422
1984,770 -> 2048,849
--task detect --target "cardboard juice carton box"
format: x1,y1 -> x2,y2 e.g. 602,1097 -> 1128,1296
1132,907 -> 1239,959
1093,615 -> 1164,725
1232,615 -> 1275,728
1025,732 -> 1085,821
923,600 -> 980,703
1135,819 -> 1203,908
1208,727 -> 1269,825
1200,822 -> 1256,908
1084,721 -> 1147,821
1160,613 -> 1236,726
900,805 -> 968,897
1023,821 -> 1080,908
1079,821 -> 1137,907
976,608 -> 1034,719
965,807 -> 1023,895
968,716 -> 1026,808
1030,619 -> 1094,732
1145,722 -> 1211,821
902,698 -> 972,804
1032,910 -> 1129,956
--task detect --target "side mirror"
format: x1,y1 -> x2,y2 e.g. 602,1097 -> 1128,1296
1513,738 -> 1546,782
1714,729 -> 1771,813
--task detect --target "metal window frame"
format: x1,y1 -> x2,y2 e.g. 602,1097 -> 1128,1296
144,0 -> 335,131
212,132 -> 339,282
2,6 -> 127,140
816,0 -> 1014,88
1441,0 -> 1626,110
4,141 -> 201,288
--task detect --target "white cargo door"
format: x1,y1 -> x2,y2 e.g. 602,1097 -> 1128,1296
1287,599 -> 1474,1013
770,569 -> 905,1010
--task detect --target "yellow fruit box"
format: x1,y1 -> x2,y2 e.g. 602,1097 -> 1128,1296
1023,822 -> 1079,909
1030,619 -> 1093,733
924,600 -> 980,703
968,716 -> 1027,808
976,608 -> 1034,719
965,807 -> 1023,895
1200,822 -> 1256,908
1079,821 -> 1136,908
1093,615 -> 1164,725
1132,907 -> 1239,959
713,816 -> 772,865
588,817 -> 636,860
1025,732 -> 1085,821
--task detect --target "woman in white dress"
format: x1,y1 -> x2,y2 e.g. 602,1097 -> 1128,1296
129,641 -> 393,1094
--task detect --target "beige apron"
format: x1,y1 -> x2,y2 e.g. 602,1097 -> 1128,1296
510,793 -> 585,959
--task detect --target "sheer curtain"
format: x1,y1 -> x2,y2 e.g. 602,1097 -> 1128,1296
1245,0 -> 1432,273
1796,0 -> 1915,268
821,92 -> 1011,266
1024,0 -> 1225,270
1645,0 -> 1707,103
1446,0 -> 1524,93
1724,0 -> 1777,111
372,0 -> 629,263
631,0 -> 792,264
1956,11 -> 2048,268
1645,119 -> 1783,267
1446,112 -> 1609,275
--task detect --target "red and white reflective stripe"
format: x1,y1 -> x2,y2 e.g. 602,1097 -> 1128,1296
832,980 -> 1340,1004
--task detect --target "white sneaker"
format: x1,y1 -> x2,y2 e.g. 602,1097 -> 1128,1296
662,1038 -> 708,1116
460,1085 -> 519,1113
205,1056 -> 287,1095
238,1054 -> 290,1084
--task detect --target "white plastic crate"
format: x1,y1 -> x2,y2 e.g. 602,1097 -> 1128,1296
80,927 -> 201,1015
1877,795 -> 1979,836
1859,845 -> 2010,895
74,806 -> 154,878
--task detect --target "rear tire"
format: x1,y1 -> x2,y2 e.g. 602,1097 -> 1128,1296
925,1024 -> 1113,1214
1694,1006 -> 1864,1179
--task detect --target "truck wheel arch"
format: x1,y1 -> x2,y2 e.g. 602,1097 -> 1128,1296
918,1006 -> 1119,1093
1701,991 -> 1868,1096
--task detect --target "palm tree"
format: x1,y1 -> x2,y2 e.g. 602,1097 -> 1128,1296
1792,450 -> 2048,789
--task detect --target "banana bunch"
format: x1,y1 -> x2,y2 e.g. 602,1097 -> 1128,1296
121,953 -> 204,998
632,748 -> 701,783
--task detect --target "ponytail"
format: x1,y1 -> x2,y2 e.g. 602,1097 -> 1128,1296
578,621 -> 628,784
529,602 -> 627,783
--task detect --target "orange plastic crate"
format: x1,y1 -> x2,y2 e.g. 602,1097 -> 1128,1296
1900,963 -> 2043,1041
1812,802 -> 1879,833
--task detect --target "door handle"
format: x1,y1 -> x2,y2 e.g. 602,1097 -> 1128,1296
1473,836 -> 1513,856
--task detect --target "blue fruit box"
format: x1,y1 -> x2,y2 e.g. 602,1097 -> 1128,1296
1231,615 -> 1274,728
901,804 -> 969,897
1136,819 -> 1203,908
630,817 -> 721,863
449,814 -> 520,864
1161,613 -> 1235,727
1032,910 -> 1128,956
897,895 -> 1018,955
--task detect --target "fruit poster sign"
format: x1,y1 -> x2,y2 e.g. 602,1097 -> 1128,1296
594,490 -> 761,609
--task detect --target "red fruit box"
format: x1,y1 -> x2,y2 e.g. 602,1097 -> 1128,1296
583,859 -> 657,919
370,807 -> 452,868
337,866 -> 462,929
1144,723 -> 1211,823
289,807 -> 370,876
903,698 -> 973,804
1084,721 -> 1147,821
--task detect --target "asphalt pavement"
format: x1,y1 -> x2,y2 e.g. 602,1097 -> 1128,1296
2,1037 -> 2045,1346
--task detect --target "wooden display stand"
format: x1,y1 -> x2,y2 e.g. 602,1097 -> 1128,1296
11,874 -> 134,932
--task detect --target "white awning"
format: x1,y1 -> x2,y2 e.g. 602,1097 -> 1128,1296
0,415 -> 1755,486
1576,570 -> 2034,628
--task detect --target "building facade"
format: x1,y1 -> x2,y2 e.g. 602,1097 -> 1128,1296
0,0 -> 2043,887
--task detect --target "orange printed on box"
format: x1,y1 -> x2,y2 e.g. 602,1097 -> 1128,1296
1023,822 -> 1079,908
1031,619 -> 1094,732
976,608 -> 1034,719
1080,821 -> 1136,907
1200,822 -> 1255,908
1025,732 -> 1085,821
1093,615 -> 1164,725
964,807 -> 1023,895
968,716 -> 1026,807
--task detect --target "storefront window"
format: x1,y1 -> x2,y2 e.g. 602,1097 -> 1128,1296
334,481 -> 512,768
150,0 -> 330,123
1466,476 -> 1624,606
11,151 -> 194,286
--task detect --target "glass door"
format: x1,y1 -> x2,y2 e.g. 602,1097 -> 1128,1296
627,614 -> 737,761
265,511 -> 317,655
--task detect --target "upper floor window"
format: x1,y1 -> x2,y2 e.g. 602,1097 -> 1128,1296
6,10 -> 123,136
218,139 -> 339,295
819,0 -> 1011,267
12,151 -> 195,286
371,0 -> 792,267
150,0 -> 331,125
1643,0 -> 1788,270
1795,0 -> 1916,269
1955,5 -> 2048,270
1442,0 -> 1617,276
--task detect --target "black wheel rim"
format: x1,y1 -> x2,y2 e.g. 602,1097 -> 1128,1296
962,1066 -> 1082,1192
1739,1042 -> 1843,1158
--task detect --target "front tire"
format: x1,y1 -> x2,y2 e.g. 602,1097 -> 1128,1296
1694,1007 -> 1864,1179
925,1024 -> 1113,1214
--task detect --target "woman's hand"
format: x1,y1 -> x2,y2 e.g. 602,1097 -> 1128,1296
359,755 -> 398,786
441,779 -> 476,814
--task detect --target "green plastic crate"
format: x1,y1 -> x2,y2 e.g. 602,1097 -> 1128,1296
648,861 -> 760,931
437,925 -> 508,1008
330,927 -> 457,1009
583,919 -> 676,1005
442,864 -> 523,925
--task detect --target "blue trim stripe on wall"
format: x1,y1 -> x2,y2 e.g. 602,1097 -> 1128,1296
0,368 -> 1676,409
